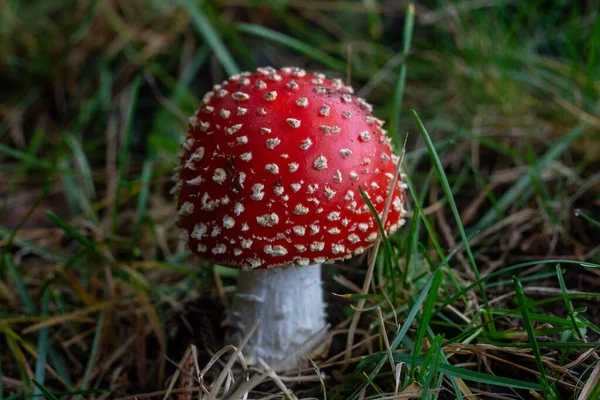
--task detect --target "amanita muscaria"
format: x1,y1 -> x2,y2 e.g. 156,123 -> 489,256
175,66 -> 407,370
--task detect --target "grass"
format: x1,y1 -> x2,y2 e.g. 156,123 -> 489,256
1,0 -> 600,399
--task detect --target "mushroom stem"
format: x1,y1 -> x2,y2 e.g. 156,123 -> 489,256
226,263 -> 327,371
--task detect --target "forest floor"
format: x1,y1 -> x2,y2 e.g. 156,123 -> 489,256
0,1 -> 599,399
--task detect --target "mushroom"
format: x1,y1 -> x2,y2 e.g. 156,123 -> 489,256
175,66 -> 407,370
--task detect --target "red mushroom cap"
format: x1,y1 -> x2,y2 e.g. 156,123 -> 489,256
175,66 -> 407,270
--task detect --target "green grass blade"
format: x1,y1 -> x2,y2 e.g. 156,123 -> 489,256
361,352 -> 543,391
69,0 -> 100,43
526,149 -> 559,225
0,144 -> 52,169
3,255 -> 72,387
237,24 -> 346,72
512,276 -> 554,397
65,134 -> 96,199
402,205 -> 420,289
485,270 -> 557,289
0,225 -> 66,263
363,0 -> 383,39
435,356 -> 541,390
434,259 -> 598,318
358,185 -> 396,297
412,110 -> 491,326
411,267 -> 443,376
403,172 -> 453,273
489,341 -> 600,350
421,335 -> 443,399
389,3 -> 415,143
488,309 -> 586,328
31,379 -> 58,400
5,333 -> 32,390
33,290 -> 51,397
58,139 -> 97,222
476,124 -> 585,230
461,154 -> 502,220
438,353 -> 464,400
175,0 -> 239,76
575,315 -> 600,336
24,389 -> 115,398
578,347 -> 600,400
46,211 -> 94,250
575,208 -> 600,228
5,254 -> 37,313
580,262 -> 600,269
5,179 -> 51,248
348,268 -> 442,400
47,347 -> 72,387
111,76 -> 141,234
535,292 -> 600,306
58,156 -> 82,216
555,265 -> 585,340
391,268 -> 443,353
134,160 -> 153,238
119,76 -> 142,170
76,311 -> 105,399
148,45 -> 209,156
173,45 -> 210,103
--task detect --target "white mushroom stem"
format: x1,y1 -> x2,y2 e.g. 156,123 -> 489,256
226,263 -> 327,371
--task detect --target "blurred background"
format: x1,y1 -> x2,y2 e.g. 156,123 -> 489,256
1,0 -> 599,399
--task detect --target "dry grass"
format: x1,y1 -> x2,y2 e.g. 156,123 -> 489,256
1,1 -> 599,399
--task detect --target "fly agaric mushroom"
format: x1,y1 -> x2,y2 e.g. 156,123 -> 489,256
175,66 -> 407,370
